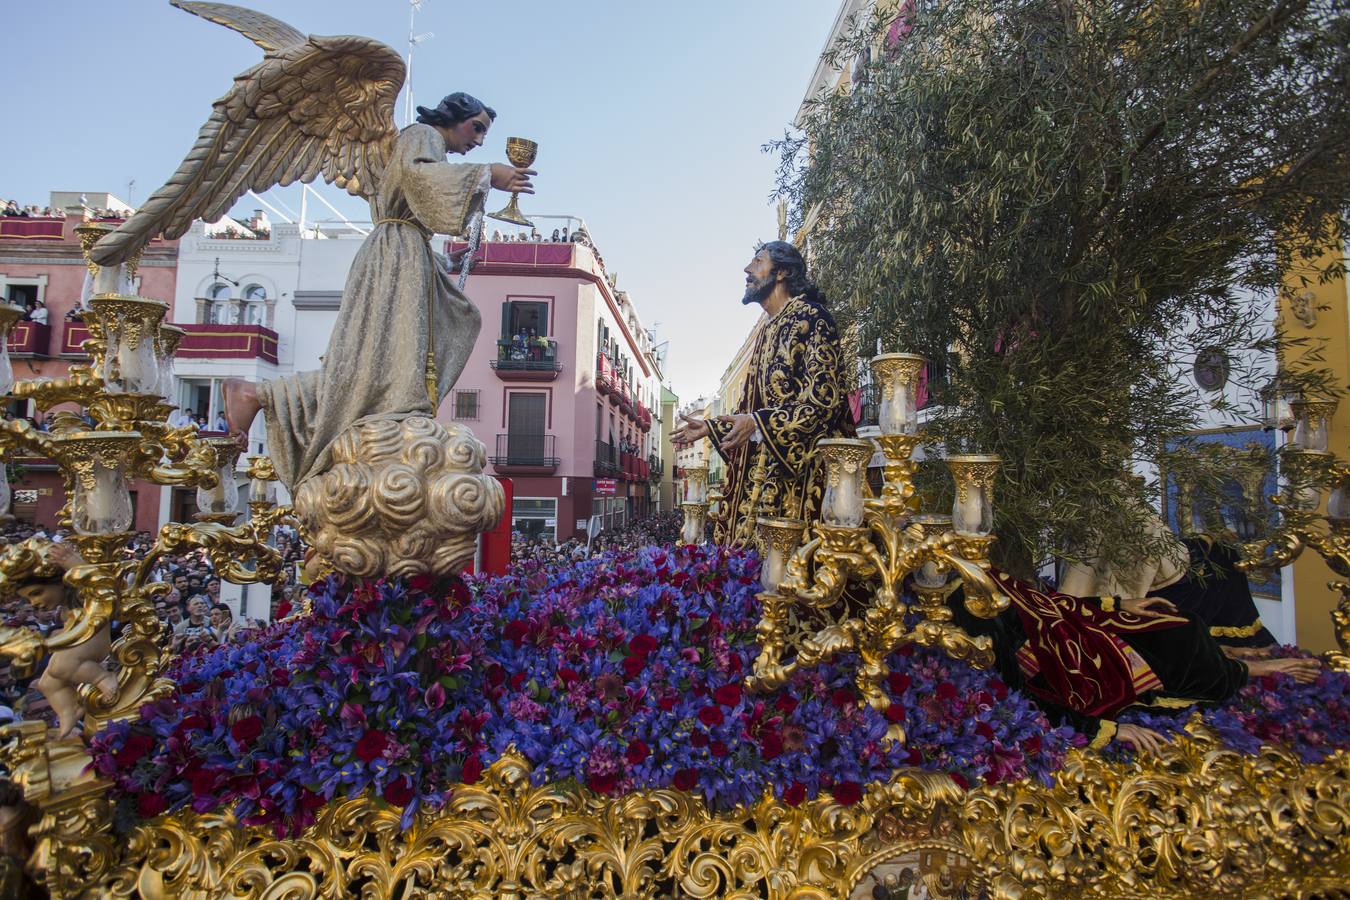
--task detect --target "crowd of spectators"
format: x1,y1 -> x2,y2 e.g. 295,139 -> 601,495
166,408 -> 230,433
509,510 -> 682,566
488,225 -> 593,246
1,201 -> 62,218
0,522 -> 309,732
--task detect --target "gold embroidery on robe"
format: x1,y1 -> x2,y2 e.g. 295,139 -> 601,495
708,296 -> 853,548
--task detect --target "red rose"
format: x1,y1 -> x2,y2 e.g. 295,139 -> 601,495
783,781 -> 807,806
887,672 -> 912,695
625,740 -> 650,765
975,721 -> 996,741
714,684 -> 742,707
230,715 -> 263,746
673,768 -> 698,791
587,771 -> 620,794
486,665 -> 506,687
461,754 -> 483,784
1022,735 -> 1042,755
884,704 -> 907,723
137,791 -> 168,818
510,672 -> 528,690
408,574 -> 434,593
949,772 -> 970,790
897,643 -> 916,657
189,768 -> 219,797
759,730 -> 784,760
775,694 -> 799,714
990,678 -> 1009,701
658,695 -> 677,711
690,731 -> 709,748
905,748 -> 923,766
622,655 -> 646,679
935,682 -> 958,701
177,714 -> 209,734
974,690 -> 994,708
503,619 -> 528,644
710,740 -> 729,758
830,688 -> 856,708
115,733 -> 154,767
382,775 -> 415,807
698,707 -> 724,727
833,781 -> 863,806
354,730 -> 390,763
558,668 -> 581,687
629,634 -> 659,657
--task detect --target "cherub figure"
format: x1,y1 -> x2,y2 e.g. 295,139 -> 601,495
6,541 -> 117,738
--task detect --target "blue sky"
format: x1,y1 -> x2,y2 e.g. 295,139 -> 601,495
2,1 -> 839,403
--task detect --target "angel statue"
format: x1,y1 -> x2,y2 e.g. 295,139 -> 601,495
90,0 -> 535,494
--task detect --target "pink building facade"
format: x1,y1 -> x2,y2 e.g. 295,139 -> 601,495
1,205 -> 179,531
444,239 -> 667,543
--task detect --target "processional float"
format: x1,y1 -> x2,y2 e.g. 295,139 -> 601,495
0,0 -> 1348,895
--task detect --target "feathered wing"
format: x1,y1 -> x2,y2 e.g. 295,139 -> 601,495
169,1 -> 304,52
91,19 -> 404,266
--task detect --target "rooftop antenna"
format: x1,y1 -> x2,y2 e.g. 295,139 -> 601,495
403,0 -> 435,127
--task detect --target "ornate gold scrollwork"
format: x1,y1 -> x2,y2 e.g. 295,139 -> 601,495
748,435 -> 1007,718
81,736 -> 1350,898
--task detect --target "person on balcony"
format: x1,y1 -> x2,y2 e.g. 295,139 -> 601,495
671,242 -> 853,547
25,302 -> 46,326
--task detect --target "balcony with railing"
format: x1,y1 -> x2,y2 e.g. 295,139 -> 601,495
594,440 -> 620,477
61,320 -> 279,364
595,353 -> 615,395
492,337 -> 561,381
7,321 -> 51,357
490,433 -> 558,475
648,454 -> 663,481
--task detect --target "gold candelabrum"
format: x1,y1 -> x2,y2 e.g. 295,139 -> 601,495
1241,396 -> 1350,667
679,466 -> 711,545
0,225 -> 289,895
746,354 -> 1011,738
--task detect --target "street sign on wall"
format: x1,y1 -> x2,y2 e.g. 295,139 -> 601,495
594,478 -> 617,495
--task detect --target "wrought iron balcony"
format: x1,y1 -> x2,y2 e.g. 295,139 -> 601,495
492,338 -> 561,381
490,433 -> 558,474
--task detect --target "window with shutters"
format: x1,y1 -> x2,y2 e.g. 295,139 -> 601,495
506,391 -> 547,462
452,390 -> 480,421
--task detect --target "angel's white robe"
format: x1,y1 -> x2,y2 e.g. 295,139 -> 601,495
258,124 -> 490,490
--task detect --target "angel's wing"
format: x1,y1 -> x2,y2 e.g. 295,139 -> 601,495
91,2 -> 404,266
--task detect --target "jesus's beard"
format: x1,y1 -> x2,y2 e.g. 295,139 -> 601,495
742,277 -> 774,306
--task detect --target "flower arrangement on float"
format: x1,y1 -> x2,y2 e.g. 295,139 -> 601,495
92,545 -> 1080,836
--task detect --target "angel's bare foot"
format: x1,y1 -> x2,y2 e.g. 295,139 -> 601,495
1248,656 -> 1321,684
94,670 -> 119,702
223,379 -> 261,451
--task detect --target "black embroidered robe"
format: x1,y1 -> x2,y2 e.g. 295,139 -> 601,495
707,296 -> 853,548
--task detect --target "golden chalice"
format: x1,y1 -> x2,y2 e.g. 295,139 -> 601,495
487,136 -> 537,227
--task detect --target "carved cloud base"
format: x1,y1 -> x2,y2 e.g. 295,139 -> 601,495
293,416 -> 504,579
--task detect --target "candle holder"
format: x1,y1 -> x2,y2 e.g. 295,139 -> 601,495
755,516 -> 807,594
46,432 -> 140,537
871,352 -> 925,436
155,323 -> 185,402
746,389 -> 1007,717
683,466 -> 709,504
1291,398 -> 1337,453
195,436 -> 242,522
818,438 -> 874,528
680,501 -> 709,545
946,454 -> 1001,537
88,295 -> 167,396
